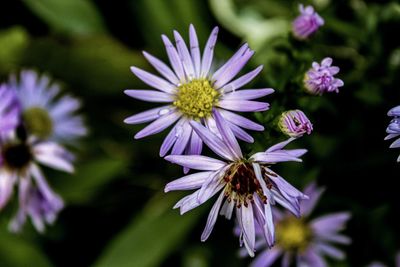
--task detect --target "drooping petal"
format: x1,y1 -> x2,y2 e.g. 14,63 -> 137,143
213,109 -> 242,159
240,205 -> 256,256
190,120 -> 235,161
201,190 -> 225,241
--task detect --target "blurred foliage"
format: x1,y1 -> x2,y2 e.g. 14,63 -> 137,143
1,0 -> 400,266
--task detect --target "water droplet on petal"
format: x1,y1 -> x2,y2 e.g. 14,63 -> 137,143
175,125 -> 183,137
158,108 -> 170,116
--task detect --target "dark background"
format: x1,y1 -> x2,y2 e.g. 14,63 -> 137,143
1,0 -> 400,266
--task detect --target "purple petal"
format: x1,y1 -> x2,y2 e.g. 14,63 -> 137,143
220,66 -> 263,93
250,247 -> 282,267
251,151 -> 302,163
165,171 -> 214,192
189,130 -> 203,156
212,43 -> 249,81
218,109 -> 264,131
160,122 -> 181,156
201,191 -> 225,241
134,110 -> 181,139
218,100 -> 269,112
174,30 -> 195,78
142,51 -> 179,84
165,155 -> 226,170
200,27 -> 219,78
0,172 -> 16,209
189,24 -> 201,77
222,88 -> 274,100
130,66 -> 176,94
161,35 -> 186,81
33,143 -> 74,173
212,109 -> 243,159
265,138 -> 296,153
311,212 -> 351,234
301,182 -> 325,216
213,48 -> 254,89
227,122 -> 254,143
190,120 -> 235,161
124,90 -> 174,103
316,243 -> 345,260
171,120 -> 192,155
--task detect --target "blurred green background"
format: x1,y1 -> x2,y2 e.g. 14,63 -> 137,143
1,0 -> 400,266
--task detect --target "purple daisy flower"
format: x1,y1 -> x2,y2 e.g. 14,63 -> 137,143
0,84 -> 20,135
304,57 -> 344,95
292,4 -> 324,40
9,70 -> 87,143
385,106 -> 400,161
0,135 -> 73,232
164,111 -> 307,256
244,183 -> 351,267
125,24 -> 273,161
278,110 -> 313,138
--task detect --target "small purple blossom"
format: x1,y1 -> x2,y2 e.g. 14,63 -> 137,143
9,70 -> 87,143
385,106 -> 400,161
0,84 -> 20,135
304,57 -> 344,95
278,110 -> 313,138
292,4 -> 324,40
124,24 -> 273,164
366,252 -> 400,267
242,183 -> 351,266
164,111 -> 307,256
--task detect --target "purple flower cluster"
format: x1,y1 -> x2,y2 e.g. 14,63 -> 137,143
304,57 -> 344,95
0,70 -> 86,233
241,183 -> 351,266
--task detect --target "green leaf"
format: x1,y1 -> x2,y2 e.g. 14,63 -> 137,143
0,228 -> 53,267
0,27 -> 30,74
21,0 -> 106,36
57,156 -> 128,204
93,192 -> 206,267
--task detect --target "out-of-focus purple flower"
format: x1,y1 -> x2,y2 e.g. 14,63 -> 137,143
278,110 -> 313,138
164,111 -> 307,256
9,70 -> 87,143
304,57 -> 344,95
292,4 -> 324,40
0,135 -> 73,232
242,182 -> 351,266
0,84 -> 20,135
124,24 -> 273,163
385,106 -> 400,162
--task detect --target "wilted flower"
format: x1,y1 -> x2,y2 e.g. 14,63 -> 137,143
385,106 -> 400,162
292,4 -> 324,40
0,133 -> 73,232
0,84 -> 20,135
304,57 -> 344,95
125,24 -> 273,162
278,110 -> 313,138
242,183 -> 351,266
9,70 -> 87,143
164,111 -> 307,256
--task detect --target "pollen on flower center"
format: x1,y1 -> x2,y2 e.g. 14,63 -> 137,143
277,218 -> 311,251
23,107 -> 53,139
173,79 -> 219,119
2,143 -> 33,171
224,162 -> 268,208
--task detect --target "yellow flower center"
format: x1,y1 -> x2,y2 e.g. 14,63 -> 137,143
276,218 -> 311,252
173,79 -> 219,119
23,107 -> 53,139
